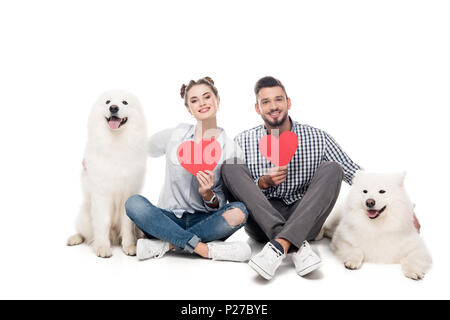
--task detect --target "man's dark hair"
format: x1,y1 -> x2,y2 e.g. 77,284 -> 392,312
254,76 -> 288,102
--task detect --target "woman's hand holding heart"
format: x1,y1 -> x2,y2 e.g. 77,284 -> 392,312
196,170 -> 218,207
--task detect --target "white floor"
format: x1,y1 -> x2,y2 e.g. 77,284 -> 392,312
1,220 -> 446,300
1,157 -> 448,300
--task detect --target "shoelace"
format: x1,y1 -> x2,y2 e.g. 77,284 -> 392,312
155,250 -> 165,258
301,255 -> 314,263
267,243 -> 283,258
298,241 -> 317,263
148,241 -> 169,259
158,242 -> 171,258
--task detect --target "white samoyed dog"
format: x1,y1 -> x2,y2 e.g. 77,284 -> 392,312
318,171 -> 432,280
67,90 -> 147,258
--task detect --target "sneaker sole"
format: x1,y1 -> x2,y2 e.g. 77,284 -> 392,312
248,259 -> 273,280
136,247 -> 158,261
296,261 -> 322,276
136,249 -> 153,261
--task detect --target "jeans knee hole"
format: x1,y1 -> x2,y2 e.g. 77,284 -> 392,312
223,209 -> 246,227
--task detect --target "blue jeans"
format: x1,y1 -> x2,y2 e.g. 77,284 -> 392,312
125,195 -> 248,253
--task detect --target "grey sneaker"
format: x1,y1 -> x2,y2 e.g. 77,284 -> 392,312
292,241 -> 322,276
136,239 -> 170,260
248,242 -> 286,280
207,241 -> 252,262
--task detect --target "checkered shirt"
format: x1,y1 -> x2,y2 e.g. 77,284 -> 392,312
234,119 -> 361,205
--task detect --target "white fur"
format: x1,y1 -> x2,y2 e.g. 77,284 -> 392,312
320,171 -> 432,280
67,90 -> 147,258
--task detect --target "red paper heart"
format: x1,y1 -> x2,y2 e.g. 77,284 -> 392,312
177,138 -> 222,175
258,131 -> 299,166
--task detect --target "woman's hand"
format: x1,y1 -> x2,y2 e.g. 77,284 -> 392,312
196,170 -> 215,197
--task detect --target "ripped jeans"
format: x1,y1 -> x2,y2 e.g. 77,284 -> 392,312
125,195 -> 248,253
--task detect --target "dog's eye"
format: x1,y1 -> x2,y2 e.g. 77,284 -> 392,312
122,101 -> 128,105
363,190 -> 368,193
379,190 -> 386,194
105,100 -> 111,104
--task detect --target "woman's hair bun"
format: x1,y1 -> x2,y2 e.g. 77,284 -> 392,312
180,84 -> 187,99
204,76 -> 214,85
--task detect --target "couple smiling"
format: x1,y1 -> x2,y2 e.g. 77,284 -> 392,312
125,76 -> 361,280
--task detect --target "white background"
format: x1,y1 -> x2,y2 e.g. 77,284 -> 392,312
1,0 -> 449,299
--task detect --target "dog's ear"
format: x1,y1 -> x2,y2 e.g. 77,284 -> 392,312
352,170 -> 364,185
397,171 -> 407,186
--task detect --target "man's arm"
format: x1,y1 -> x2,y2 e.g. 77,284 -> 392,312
323,132 -> 362,184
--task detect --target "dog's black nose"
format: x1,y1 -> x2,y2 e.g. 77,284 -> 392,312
366,199 -> 375,208
109,105 -> 119,114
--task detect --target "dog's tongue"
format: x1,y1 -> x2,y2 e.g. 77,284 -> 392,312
108,119 -> 121,130
368,210 -> 378,218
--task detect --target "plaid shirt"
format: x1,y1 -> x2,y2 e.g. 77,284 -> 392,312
234,118 -> 361,205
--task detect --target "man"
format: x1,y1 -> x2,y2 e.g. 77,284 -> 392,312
221,76 -> 361,280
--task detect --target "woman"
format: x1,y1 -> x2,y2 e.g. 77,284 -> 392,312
125,77 -> 251,262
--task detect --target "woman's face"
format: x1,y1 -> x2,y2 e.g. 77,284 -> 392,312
186,84 -> 219,121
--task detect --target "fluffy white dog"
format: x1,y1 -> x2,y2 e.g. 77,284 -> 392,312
67,90 -> 147,258
318,171 -> 432,280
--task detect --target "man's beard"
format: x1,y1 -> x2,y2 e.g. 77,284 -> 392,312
263,111 -> 288,128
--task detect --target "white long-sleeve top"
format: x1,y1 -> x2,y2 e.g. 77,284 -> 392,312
149,123 -> 243,218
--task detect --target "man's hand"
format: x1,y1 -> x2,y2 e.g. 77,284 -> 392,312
258,166 -> 288,190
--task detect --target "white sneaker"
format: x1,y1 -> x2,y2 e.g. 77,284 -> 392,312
136,239 -> 170,260
207,241 -> 252,262
248,242 -> 286,280
292,241 -> 322,276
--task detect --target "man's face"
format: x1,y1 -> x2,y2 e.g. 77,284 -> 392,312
255,86 -> 291,128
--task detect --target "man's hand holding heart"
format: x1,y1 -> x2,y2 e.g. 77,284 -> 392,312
258,166 -> 288,190
257,131 -> 298,190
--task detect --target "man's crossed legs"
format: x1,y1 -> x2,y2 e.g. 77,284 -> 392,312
221,160 -> 343,280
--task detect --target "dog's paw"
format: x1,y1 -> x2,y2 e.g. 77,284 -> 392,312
93,244 -> 112,258
67,234 -> 84,246
403,270 -> 425,281
344,257 -> 363,270
402,264 -> 426,280
122,244 -> 137,256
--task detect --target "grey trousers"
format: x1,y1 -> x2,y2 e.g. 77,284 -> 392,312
221,160 -> 343,250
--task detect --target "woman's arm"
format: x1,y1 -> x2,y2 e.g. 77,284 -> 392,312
148,128 -> 175,157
